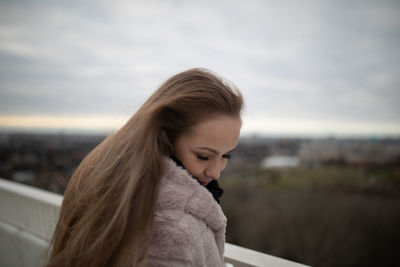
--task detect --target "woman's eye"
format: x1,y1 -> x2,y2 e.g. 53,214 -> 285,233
197,155 -> 209,161
222,153 -> 232,160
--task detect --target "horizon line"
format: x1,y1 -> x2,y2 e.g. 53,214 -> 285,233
0,115 -> 399,139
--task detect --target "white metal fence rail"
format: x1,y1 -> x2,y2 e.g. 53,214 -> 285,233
0,178 -> 62,267
0,178 -> 310,267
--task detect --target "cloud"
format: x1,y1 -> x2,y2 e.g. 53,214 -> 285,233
0,0 -> 399,135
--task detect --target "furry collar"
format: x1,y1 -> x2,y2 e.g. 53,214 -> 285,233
157,157 -> 227,232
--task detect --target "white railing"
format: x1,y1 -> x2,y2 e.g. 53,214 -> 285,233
0,178 -> 310,267
0,178 -> 62,267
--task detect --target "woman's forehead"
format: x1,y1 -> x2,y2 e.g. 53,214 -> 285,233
181,115 -> 241,152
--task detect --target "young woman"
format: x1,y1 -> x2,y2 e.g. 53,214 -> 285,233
46,68 -> 244,267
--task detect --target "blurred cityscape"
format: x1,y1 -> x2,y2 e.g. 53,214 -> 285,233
0,133 -> 104,193
1,132 -> 399,194
1,132 -> 400,267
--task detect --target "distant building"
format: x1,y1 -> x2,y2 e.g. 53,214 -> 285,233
261,155 -> 300,168
298,138 -> 400,167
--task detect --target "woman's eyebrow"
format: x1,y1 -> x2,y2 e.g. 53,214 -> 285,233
196,147 -> 236,155
196,147 -> 219,154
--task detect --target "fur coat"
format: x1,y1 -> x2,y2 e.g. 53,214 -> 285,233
116,157 -> 227,267
148,157 -> 227,266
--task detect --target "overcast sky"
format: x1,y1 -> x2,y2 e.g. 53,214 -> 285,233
0,0 -> 399,136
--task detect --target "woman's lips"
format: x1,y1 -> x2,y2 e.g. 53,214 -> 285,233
200,179 -> 212,186
193,176 -> 212,186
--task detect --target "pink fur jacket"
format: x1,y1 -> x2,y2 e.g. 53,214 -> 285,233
146,157 -> 227,266
115,157 -> 227,266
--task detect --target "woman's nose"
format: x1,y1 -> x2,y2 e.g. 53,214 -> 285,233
205,162 -> 221,180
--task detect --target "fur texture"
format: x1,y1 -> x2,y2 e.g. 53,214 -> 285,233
116,157 -> 227,266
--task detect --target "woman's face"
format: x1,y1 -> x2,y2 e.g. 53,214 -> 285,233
173,115 -> 241,186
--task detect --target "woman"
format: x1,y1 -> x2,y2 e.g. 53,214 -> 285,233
47,68 -> 244,267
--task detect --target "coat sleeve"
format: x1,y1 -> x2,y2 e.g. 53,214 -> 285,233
148,210 -> 224,267
148,223 -> 223,267
148,212 -> 197,266
191,226 -> 224,267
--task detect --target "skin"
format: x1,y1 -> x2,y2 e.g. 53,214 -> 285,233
173,115 -> 242,186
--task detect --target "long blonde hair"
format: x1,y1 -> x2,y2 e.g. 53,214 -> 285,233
46,68 -> 244,267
